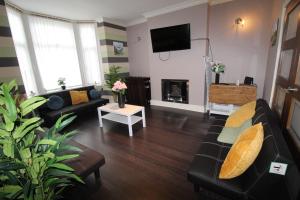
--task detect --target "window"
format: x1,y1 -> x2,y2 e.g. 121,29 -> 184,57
78,23 -> 102,85
7,6 -> 103,94
29,16 -> 82,91
6,7 -> 38,95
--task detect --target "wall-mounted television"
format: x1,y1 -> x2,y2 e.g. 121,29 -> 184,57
150,24 -> 191,53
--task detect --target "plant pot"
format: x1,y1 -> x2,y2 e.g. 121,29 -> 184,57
118,93 -> 125,108
215,73 -> 220,84
61,85 -> 66,90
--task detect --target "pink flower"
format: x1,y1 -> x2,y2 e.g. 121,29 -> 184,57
112,80 -> 127,92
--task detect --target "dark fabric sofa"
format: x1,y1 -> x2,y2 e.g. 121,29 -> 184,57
187,99 -> 300,200
37,86 -> 109,127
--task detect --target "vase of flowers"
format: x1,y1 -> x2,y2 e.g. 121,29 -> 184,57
112,80 -> 127,108
211,63 -> 225,84
58,77 -> 66,90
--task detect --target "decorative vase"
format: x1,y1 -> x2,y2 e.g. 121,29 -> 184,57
215,73 -> 220,84
61,85 -> 66,90
117,93 -> 125,108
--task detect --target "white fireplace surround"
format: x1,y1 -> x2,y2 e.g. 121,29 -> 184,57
150,100 -> 205,113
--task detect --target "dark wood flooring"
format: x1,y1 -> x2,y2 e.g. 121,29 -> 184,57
64,106 -> 213,200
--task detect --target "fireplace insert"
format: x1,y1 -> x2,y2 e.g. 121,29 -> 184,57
161,79 -> 189,104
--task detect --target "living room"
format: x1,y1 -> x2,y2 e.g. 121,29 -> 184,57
0,0 -> 300,199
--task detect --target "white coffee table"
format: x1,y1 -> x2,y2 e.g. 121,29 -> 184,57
97,103 -> 146,137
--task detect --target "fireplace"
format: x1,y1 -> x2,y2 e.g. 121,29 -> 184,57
161,79 -> 189,104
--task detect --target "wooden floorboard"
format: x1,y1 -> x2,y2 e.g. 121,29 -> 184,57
63,106 -> 213,200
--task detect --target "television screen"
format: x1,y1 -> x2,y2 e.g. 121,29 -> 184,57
150,24 -> 191,53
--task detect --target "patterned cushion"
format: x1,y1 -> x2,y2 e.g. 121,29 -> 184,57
47,95 -> 64,110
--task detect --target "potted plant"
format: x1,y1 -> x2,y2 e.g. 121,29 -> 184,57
112,80 -> 127,108
58,77 -> 66,90
105,66 -> 121,102
0,80 -> 83,199
211,62 -> 225,84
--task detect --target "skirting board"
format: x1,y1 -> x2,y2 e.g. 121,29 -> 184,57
150,100 -> 205,113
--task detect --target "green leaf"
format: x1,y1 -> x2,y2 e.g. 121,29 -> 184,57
0,129 -> 10,138
3,140 -> 14,158
56,154 -> 79,162
20,97 -> 47,116
0,185 -> 22,194
55,114 -> 77,132
3,114 -> 14,132
23,131 -> 35,147
20,148 -> 31,159
37,139 -> 57,146
13,117 -> 41,139
7,79 -> 18,92
0,161 -> 24,170
20,96 -> 46,110
49,163 -> 74,172
3,84 -> 17,122
66,173 -> 84,184
0,96 -> 5,106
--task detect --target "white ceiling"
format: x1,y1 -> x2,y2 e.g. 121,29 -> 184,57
8,0 -> 205,25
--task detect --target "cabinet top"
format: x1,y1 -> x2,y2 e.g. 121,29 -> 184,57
210,83 -> 257,88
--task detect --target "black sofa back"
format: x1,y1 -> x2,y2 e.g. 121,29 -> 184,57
187,99 -> 300,200
242,99 -> 300,199
37,86 -> 109,127
38,86 -> 95,113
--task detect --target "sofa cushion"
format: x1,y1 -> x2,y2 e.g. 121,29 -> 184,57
217,119 -> 252,144
219,123 -> 264,179
225,101 -> 256,127
89,89 -> 102,99
70,90 -> 89,105
47,95 -> 64,110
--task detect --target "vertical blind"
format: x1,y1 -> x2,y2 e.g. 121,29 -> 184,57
29,16 -> 82,91
7,7 -> 38,95
78,23 -> 102,85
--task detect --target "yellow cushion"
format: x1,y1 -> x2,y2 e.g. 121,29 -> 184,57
225,101 -> 256,128
69,90 -> 89,105
219,122 -> 264,179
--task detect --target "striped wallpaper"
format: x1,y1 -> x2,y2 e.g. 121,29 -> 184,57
0,0 -> 22,84
97,22 -> 129,78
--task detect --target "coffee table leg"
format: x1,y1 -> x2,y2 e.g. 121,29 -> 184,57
142,108 -> 146,127
127,116 -> 133,137
98,109 -> 103,127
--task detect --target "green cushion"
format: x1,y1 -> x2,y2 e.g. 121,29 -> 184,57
217,119 -> 252,144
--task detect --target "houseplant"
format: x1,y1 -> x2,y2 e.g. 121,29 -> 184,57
112,80 -> 127,108
211,62 -> 225,84
0,80 -> 83,200
105,66 -> 121,102
57,77 -> 66,90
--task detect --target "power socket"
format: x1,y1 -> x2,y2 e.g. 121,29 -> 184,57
269,162 -> 288,175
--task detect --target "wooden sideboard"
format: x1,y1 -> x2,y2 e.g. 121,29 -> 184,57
208,84 -> 257,115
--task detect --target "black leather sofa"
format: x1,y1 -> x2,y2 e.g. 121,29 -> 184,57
37,86 -> 109,127
187,99 -> 300,200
